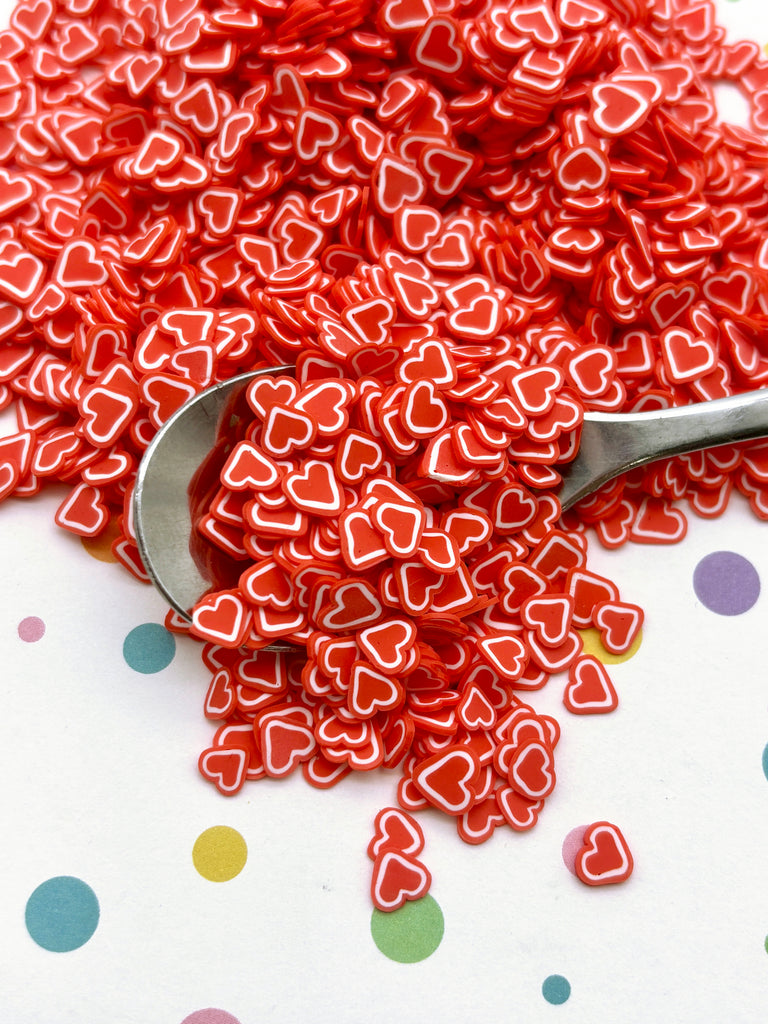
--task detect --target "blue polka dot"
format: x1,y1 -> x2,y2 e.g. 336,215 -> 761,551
123,623 -> 176,673
542,974 -> 571,1005
25,876 -> 99,952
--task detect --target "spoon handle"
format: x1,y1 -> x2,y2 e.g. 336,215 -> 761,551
557,389 -> 768,510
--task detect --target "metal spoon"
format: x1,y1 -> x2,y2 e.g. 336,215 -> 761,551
133,372 -> 768,620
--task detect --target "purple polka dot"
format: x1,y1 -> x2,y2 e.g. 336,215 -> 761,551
693,551 -> 760,616
179,1011 -> 242,1024
18,616 -> 45,642
562,825 -> 587,875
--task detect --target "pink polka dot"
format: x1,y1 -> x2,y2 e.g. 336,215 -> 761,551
18,616 -> 45,643
562,825 -> 588,875
180,1011 -> 242,1024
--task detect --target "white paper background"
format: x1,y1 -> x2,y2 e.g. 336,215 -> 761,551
1,1 -> 768,1022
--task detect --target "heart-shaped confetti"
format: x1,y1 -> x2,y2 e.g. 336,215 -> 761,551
367,807 -> 425,860
564,656 -> 619,715
412,747 -> 480,816
575,821 -> 634,886
370,849 -> 431,912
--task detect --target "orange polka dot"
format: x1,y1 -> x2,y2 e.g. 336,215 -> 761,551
80,516 -> 121,562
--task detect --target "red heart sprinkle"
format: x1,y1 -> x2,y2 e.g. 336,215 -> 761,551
575,821 -> 634,886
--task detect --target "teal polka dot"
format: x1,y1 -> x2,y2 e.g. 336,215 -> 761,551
123,623 -> 176,673
762,743 -> 768,781
25,876 -> 99,952
542,974 -> 571,1004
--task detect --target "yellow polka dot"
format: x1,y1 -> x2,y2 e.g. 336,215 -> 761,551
80,516 -> 121,562
578,626 -> 643,665
192,826 -> 248,882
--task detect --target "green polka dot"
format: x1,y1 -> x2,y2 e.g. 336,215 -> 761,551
123,623 -> 176,673
542,974 -> 571,1004
370,895 -> 444,963
25,876 -> 99,952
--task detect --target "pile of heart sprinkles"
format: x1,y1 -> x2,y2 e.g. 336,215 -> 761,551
2,0 -> 768,909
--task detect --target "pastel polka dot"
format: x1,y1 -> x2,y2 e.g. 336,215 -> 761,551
122,623 -> 176,673
180,1011 -> 242,1024
18,616 -> 45,642
25,876 -> 99,952
693,552 -> 760,615
370,894 -> 444,963
561,825 -> 587,876
579,626 -> 642,664
542,974 -> 571,1004
192,826 -> 248,882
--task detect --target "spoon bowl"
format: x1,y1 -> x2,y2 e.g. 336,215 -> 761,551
134,366 -> 292,619
134,374 -> 768,621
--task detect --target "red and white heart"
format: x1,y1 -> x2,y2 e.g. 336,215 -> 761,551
203,668 -> 237,720
457,683 -> 497,731
367,806 -> 425,860
565,345 -> 617,398
294,379 -> 353,436
508,740 -> 556,800
198,745 -> 248,796
239,558 -> 294,610
457,796 -> 506,845
221,441 -> 281,491
246,375 -> 298,418
317,579 -> 384,632
476,634 -> 529,681
441,507 -> 493,555
399,379 -> 449,439
293,106 -> 341,161
412,746 -> 481,815
575,821 -> 634,886
564,656 -> 618,714
338,505 -> 390,571
507,0 -> 562,45
394,204 -> 443,253
358,618 -> 416,675
554,143 -> 609,192
370,849 -> 431,912
659,327 -> 717,384
348,661 -> 405,718
282,459 -> 345,517
140,373 -> 199,429
191,589 -> 252,648
629,497 -> 687,544
372,499 -> 426,559
496,786 -> 544,832
341,296 -> 395,346
593,601 -> 644,655
335,430 -> 384,484
508,365 -> 563,416
257,705 -> 317,778
54,482 -> 109,537
373,153 -> 426,216
260,403 -> 317,457
492,483 -> 539,533
521,594 -> 574,647
589,74 -> 661,137
566,567 -> 620,627
393,560 -> 444,615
